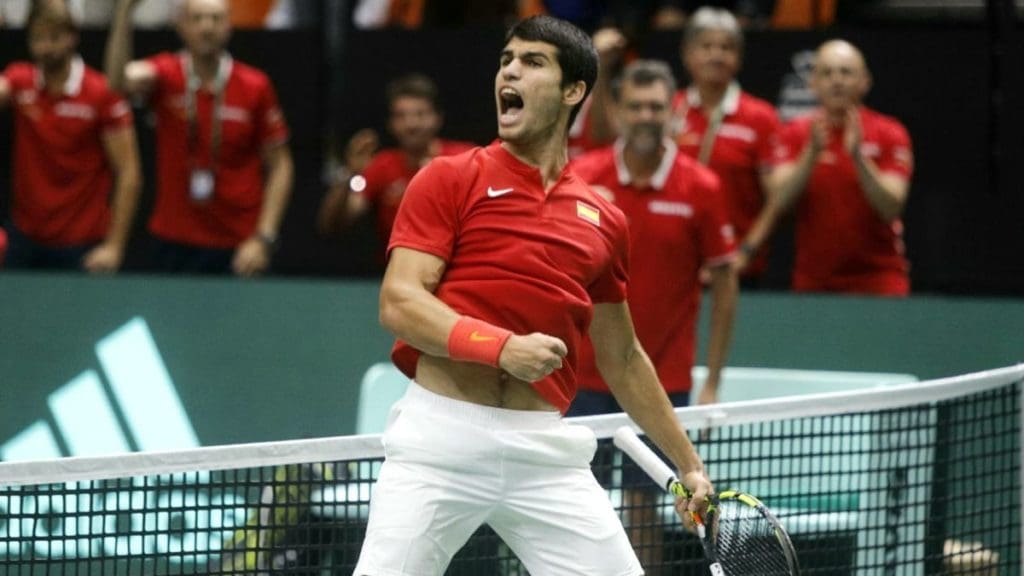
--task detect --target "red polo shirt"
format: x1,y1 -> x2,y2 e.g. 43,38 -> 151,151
3,57 -> 133,246
145,52 -> 289,248
772,106 -> 913,295
674,85 -> 778,278
388,141 -> 630,413
358,139 -> 475,249
572,141 -> 735,394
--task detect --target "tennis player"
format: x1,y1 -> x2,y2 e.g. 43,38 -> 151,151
354,15 -> 712,576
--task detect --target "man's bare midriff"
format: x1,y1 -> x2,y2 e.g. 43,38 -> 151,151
415,354 -> 558,412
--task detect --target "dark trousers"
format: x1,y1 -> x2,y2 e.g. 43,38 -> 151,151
566,388 -> 690,418
567,388 -> 691,489
2,221 -> 96,271
151,238 -> 235,275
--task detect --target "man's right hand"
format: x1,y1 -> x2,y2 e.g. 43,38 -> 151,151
345,129 -> 379,175
498,333 -> 567,382
675,470 -> 714,531
592,27 -> 627,70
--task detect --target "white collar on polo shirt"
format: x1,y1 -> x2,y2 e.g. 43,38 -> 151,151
686,81 -> 741,115
613,137 -> 679,191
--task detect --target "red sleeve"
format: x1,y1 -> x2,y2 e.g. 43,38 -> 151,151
568,148 -> 614,183
255,77 -> 289,149
100,84 -> 134,132
755,107 -> 781,168
145,53 -> 177,102
695,171 -> 737,266
567,154 -> 593,180
2,63 -> 31,90
770,118 -> 808,166
876,120 -> 913,178
587,209 -> 630,303
387,157 -> 464,262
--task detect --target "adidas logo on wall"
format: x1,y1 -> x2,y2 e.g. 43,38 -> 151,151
1,317 -> 199,462
0,319 -> 236,561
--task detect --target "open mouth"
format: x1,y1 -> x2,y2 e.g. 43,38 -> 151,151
498,87 -> 525,125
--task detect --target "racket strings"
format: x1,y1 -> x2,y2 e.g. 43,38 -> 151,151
712,501 -> 795,575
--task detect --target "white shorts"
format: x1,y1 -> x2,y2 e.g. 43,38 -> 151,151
353,382 -> 643,576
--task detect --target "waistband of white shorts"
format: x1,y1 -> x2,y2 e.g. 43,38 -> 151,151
404,380 -> 563,431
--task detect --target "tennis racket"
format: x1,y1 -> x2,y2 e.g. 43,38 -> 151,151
613,426 -> 800,576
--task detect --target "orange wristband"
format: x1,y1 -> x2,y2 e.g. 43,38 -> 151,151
447,316 -> 512,367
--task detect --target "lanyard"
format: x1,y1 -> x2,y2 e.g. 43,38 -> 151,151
677,82 -> 740,166
182,53 -> 231,169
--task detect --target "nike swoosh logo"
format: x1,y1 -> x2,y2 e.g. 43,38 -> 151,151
487,187 -> 514,198
469,331 -> 497,342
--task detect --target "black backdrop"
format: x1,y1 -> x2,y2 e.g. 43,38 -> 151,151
1,22 -> 1022,294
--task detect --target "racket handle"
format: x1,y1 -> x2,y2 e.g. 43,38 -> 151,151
613,426 -> 692,498
614,426 -> 707,528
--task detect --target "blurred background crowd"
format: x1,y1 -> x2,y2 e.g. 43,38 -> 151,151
0,0 -> 1021,296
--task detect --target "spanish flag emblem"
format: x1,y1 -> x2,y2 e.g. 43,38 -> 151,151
576,201 -> 600,227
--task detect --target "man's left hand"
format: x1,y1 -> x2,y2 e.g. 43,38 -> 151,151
696,380 -> 719,406
82,241 -> 124,274
232,237 -> 270,277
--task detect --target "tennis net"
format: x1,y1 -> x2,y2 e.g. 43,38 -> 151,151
0,365 -> 1020,575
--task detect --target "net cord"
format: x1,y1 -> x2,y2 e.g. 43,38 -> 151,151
0,364 -> 1021,488
597,363 -> 1024,438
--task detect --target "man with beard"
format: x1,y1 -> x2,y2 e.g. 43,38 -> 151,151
567,9 -> 779,287
106,0 -> 293,277
0,0 -> 141,272
766,39 -> 913,295
569,59 -> 738,574
316,73 -> 474,264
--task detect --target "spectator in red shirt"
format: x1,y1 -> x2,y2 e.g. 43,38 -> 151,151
674,7 -> 780,286
355,16 -> 712,575
0,0 -> 141,273
766,39 -> 913,295
570,10 -> 780,288
105,0 -> 294,277
569,59 -> 737,573
316,73 -> 474,261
